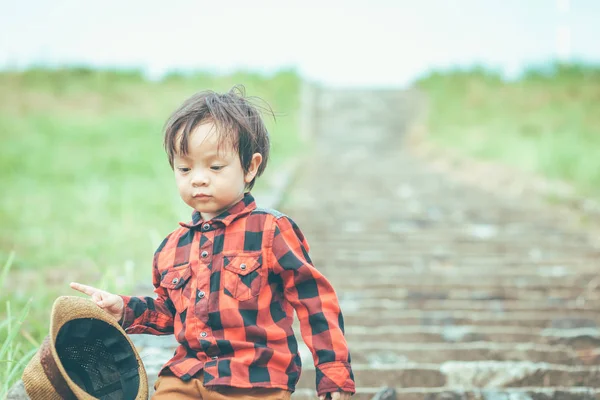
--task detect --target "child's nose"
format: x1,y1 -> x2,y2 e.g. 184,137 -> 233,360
191,170 -> 209,186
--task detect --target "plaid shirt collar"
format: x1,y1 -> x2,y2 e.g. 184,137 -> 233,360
179,192 -> 256,230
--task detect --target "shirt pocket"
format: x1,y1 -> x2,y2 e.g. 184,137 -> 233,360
222,252 -> 263,302
159,263 -> 192,313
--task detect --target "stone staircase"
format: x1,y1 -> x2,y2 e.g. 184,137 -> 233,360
283,89 -> 600,399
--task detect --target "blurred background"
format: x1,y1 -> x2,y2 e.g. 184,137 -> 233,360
1,0 -> 599,395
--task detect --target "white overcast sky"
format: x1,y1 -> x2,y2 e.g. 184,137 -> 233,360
1,0 -> 599,86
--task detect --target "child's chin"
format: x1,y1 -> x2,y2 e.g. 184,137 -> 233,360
193,206 -> 220,217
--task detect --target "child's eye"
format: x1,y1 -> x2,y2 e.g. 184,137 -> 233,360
177,167 -> 190,173
210,165 -> 224,171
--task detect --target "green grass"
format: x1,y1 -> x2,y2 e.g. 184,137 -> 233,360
0,67 -> 303,388
0,254 -> 37,398
416,63 -> 600,198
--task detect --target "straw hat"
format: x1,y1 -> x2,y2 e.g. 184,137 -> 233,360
22,296 -> 148,400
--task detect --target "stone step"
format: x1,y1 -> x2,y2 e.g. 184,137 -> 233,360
339,298 -> 600,312
316,264 -> 600,276
307,228 -> 591,239
342,308 -> 600,319
305,233 -> 596,246
316,255 -> 596,266
313,244 -> 598,255
295,362 -> 600,388
343,326 -> 600,346
314,231 -> 591,242
329,275 -> 594,289
343,310 -> 599,328
331,280 -> 595,293
346,342 -> 591,365
316,253 -> 599,265
291,387 -> 600,400
322,268 -> 598,280
339,287 -> 600,302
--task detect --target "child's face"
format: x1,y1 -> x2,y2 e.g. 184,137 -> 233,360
173,122 -> 262,221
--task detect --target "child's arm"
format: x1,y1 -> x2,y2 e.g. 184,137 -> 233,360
269,216 -> 355,397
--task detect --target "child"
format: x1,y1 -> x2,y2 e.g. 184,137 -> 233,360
71,86 -> 355,399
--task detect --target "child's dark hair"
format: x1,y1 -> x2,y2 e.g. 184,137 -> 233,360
163,85 -> 271,191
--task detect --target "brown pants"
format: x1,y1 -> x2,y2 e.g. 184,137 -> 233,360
152,371 -> 292,400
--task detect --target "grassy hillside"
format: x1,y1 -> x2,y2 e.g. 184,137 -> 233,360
0,67 -> 302,393
416,64 -> 600,198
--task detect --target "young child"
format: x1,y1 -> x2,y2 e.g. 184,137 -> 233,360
71,86 -> 355,399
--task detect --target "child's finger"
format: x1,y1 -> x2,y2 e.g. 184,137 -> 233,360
70,282 -> 98,296
91,292 -> 103,305
102,294 -> 119,307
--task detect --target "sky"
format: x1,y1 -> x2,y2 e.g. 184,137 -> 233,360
1,0 -> 599,87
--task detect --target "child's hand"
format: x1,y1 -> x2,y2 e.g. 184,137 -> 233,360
319,392 -> 351,400
70,282 -> 124,321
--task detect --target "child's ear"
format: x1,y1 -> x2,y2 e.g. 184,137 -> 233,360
244,153 -> 263,183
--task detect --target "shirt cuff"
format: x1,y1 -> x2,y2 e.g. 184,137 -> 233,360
118,295 -> 136,330
315,361 -> 355,396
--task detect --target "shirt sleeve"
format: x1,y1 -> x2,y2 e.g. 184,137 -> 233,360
269,215 -> 355,396
119,236 -> 175,335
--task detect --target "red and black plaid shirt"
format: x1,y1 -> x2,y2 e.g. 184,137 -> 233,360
120,193 -> 355,395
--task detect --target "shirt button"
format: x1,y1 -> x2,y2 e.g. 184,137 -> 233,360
200,331 -> 207,338
197,290 -> 205,299
172,278 -> 179,284
202,223 -> 210,231
201,251 -> 209,258
240,263 -> 247,270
